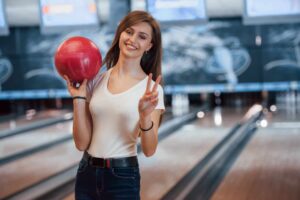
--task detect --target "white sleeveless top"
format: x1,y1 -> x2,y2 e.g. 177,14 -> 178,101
86,68 -> 165,158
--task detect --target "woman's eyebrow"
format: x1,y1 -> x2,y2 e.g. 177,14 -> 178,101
128,27 -> 150,37
139,32 -> 150,37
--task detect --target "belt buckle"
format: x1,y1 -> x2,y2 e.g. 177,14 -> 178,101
89,157 -> 110,168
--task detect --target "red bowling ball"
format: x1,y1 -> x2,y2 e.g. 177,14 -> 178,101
54,36 -> 102,83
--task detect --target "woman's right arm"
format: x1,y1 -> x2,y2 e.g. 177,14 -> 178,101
64,76 -> 93,151
72,100 -> 92,151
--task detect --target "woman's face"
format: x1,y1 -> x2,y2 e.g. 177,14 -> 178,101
119,22 -> 153,59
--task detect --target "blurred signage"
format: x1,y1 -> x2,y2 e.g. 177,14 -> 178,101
0,0 -> 9,36
243,0 -> 300,24
146,0 -> 207,25
39,0 -> 99,34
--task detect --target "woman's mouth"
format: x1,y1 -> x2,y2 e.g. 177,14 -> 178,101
125,42 -> 138,50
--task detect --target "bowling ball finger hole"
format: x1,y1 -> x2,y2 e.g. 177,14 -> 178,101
72,82 -> 81,88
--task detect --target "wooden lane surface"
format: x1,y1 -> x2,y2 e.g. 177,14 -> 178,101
139,126 -> 230,200
0,141 -> 82,199
211,112 -> 300,200
0,121 -> 73,159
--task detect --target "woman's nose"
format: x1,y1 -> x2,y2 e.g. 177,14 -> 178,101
128,34 -> 138,44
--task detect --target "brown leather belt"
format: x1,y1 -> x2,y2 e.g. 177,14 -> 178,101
83,152 -> 138,168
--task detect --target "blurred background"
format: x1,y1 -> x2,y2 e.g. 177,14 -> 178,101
0,0 -> 299,199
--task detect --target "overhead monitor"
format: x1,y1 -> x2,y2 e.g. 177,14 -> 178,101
243,0 -> 300,25
39,0 -> 99,34
0,0 -> 9,36
146,0 -> 207,26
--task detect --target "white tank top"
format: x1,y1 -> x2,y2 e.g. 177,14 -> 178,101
86,68 -> 165,158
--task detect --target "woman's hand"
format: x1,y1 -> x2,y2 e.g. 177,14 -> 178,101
138,74 -> 161,120
63,75 -> 88,97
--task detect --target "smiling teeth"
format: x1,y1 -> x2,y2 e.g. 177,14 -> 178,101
126,43 -> 137,50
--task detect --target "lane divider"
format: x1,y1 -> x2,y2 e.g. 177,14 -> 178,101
162,105 -> 263,200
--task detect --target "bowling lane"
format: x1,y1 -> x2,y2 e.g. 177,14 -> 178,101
211,111 -> 300,200
140,107 -> 248,200
140,125 -> 230,200
0,121 -> 73,159
0,141 -> 82,199
0,109 -> 71,131
63,107 -> 247,200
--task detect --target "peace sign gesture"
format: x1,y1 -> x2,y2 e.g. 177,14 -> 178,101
138,73 -> 162,119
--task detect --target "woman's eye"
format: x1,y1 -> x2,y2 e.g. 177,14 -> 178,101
125,29 -> 132,34
139,35 -> 146,40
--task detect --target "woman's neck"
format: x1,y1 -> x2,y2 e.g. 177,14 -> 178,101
113,56 -> 145,79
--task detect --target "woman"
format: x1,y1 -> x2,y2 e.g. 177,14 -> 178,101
64,11 -> 165,199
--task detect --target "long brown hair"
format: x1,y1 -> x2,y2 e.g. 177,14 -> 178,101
103,10 -> 162,82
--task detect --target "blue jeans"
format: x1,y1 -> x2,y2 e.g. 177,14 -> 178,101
75,156 -> 141,200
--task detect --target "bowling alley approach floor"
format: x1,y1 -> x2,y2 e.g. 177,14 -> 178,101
64,107 -> 300,200
1,107 -> 300,200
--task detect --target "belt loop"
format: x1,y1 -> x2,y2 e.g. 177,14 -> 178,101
83,151 -> 88,161
85,152 -> 91,165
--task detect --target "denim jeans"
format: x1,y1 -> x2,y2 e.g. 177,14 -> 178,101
75,156 -> 141,200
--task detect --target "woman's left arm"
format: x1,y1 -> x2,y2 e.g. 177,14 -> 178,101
139,110 -> 162,157
138,74 -> 163,157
